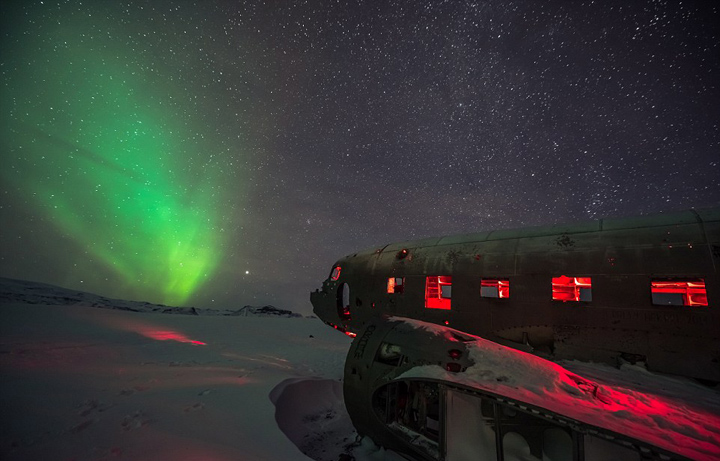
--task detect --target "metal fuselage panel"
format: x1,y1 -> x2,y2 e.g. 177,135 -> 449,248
311,208 -> 720,381
343,318 -> 711,461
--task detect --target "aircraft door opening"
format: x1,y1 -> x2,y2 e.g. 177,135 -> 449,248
337,283 -> 351,320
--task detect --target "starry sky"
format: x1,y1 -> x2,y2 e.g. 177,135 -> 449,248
1,0 -> 718,314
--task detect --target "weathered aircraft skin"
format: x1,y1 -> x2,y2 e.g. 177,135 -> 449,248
311,208 -> 720,382
343,317 -> 716,461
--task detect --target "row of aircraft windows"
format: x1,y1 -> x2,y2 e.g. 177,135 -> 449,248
384,276 -> 709,308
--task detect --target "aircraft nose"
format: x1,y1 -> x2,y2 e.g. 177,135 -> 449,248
311,275 -> 358,337
311,286 -> 334,323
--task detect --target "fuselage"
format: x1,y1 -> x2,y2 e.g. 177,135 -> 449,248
311,208 -> 720,381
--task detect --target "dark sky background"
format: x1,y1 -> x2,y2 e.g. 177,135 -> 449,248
1,0 -> 718,314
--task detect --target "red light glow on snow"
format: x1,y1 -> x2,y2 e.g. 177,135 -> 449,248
86,315 -> 207,346
398,318 -> 720,461
140,329 -> 206,345
326,321 -> 356,337
651,279 -> 708,306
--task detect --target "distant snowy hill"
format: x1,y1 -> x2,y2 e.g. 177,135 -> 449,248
0,278 -> 402,461
0,277 -> 302,317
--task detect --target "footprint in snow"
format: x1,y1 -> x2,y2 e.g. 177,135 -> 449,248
77,398 -> 113,416
121,411 -> 153,431
184,402 -> 205,413
119,385 -> 150,396
70,419 -> 94,434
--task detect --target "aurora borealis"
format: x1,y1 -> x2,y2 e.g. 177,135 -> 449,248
1,1 -> 719,313
1,2 -> 238,305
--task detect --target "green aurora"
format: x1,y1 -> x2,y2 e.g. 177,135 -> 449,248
1,8 -> 236,305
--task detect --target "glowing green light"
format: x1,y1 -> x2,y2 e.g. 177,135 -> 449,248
1,10 -> 235,305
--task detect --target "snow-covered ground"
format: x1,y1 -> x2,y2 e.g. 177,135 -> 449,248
0,278 -> 401,461
4,278 -> 719,461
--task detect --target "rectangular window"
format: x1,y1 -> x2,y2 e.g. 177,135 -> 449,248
552,276 -> 592,302
481,279 -> 510,299
651,279 -> 708,306
425,276 -> 452,310
387,277 -> 405,294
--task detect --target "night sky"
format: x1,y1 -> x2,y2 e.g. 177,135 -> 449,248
1,1 -> 718,314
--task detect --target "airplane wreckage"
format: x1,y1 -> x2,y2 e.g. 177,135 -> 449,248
311,208 -> 720,460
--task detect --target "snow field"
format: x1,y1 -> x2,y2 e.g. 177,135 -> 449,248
0,303 -> 379,460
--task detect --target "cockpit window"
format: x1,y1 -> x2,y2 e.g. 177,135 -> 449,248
330,266 -> 341,281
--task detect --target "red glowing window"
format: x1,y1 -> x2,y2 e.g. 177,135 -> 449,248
651,279 -> 708,306
552,276 -> 592,302
387,277 -> 405,294
425,276 -> 452,310
330,266 -> 341,281
481,279 -> 510,299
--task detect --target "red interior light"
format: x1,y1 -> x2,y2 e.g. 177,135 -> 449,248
481,279 -> 510,298
651,279 -> 708,306
552,276 -> 592,302
339,306 -> 351,321
446,362 -> 462,373
425,276 -> 452,310
448,349 -> 462,360
330,266 -> 341,281
387,277 -> 404,294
